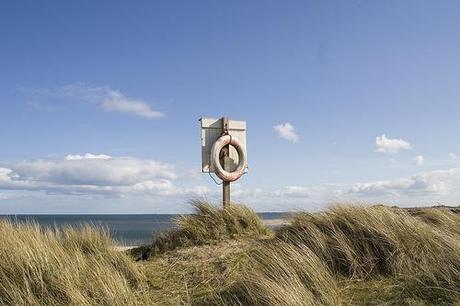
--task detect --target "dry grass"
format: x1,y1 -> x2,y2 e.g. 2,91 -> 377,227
208,240 -> 342,306
149,201 -> 271,256
1,203 -> 460,305
0,221 -> 147,306
141,239 -> 254,305
276,204 -> 460,304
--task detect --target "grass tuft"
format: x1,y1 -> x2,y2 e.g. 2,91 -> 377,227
149,200 -> 271,256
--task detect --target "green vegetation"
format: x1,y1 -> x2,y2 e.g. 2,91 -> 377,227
1,202 -> 460,305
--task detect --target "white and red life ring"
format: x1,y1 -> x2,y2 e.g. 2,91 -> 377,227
211,134 -> 247,182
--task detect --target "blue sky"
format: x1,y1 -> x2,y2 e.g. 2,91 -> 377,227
1,1 -> 460,213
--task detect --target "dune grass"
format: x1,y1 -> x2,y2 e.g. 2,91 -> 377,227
141,239 -> 254,305
148,201 -> 271,256
1,202 -> 459,305
206,240 -> 342,306
276,205 -> 460,304
0,221 -> 147,306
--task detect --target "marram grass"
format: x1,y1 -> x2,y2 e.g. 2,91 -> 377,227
1,202 -> 460,305
149,200 -> 272,256
0,222 -> 147,306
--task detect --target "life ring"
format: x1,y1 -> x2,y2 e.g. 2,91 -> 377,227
211,134 -> 247,182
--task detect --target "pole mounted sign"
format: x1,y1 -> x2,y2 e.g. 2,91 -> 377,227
200,117 -> 248,207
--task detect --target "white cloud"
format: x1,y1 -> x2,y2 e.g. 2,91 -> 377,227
232,185 -> 264,198
262,185 -> 321,199
130,179 -> 176,195
279,186 -> 311,198
26,84 -> 164,119
273,122 -> 299,143
449,152 -> 460,160
375,134 -> 412,154
0,193 -> 15,200
65,153 -> 112,160
349,167 -> 460,197
0,154 -> 177,196
414,155 -> 424,166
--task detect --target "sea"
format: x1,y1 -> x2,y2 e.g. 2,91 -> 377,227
0,213 -> 286,246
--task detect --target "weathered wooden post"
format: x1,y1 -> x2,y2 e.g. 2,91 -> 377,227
200,117 -> 247,208
221,117 -> 230,208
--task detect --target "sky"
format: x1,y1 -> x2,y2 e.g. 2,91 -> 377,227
1,0 -> 460,213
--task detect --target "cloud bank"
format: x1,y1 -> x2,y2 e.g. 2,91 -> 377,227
349,168 -> 460,197
0,154 -> 180,196
0,153 -> 323,202
1,152 -> 459,211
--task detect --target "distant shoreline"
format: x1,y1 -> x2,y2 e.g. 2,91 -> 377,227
115,218 -> 288,249
4,206 -> 459,248
262,218 -> 288,227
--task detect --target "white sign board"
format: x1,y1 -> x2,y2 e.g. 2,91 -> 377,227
200,117 -> 247,173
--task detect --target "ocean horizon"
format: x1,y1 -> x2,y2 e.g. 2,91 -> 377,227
0,213 -> 286,246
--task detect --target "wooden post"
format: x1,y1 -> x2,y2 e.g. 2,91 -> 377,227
221,117 -> 230,208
